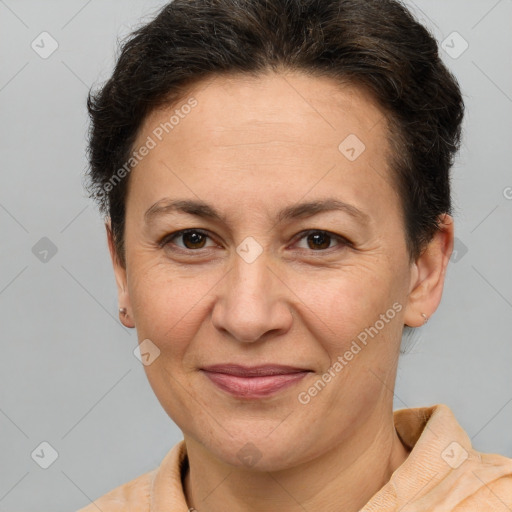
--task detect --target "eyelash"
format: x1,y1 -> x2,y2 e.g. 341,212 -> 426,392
159,228 -> 352,255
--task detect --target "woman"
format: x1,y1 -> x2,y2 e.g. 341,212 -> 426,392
78,0 -> 512,510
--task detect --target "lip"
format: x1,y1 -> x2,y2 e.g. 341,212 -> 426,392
200,364 -> 312,399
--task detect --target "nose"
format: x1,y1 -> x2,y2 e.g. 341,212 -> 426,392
211,251 -> 293,343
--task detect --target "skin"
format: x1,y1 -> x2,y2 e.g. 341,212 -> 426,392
107,70 -> 454,512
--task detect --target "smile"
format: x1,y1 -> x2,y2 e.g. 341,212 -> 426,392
200,364 -> 312,399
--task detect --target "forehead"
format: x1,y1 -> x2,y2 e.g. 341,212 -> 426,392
127,71 -> 398,224
143,71 -> 388,147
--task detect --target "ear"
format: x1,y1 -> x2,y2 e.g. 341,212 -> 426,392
106,219 -> 135,328
403,214 -> 454,327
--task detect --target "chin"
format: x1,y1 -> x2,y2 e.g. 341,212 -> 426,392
197,427 -> 313,472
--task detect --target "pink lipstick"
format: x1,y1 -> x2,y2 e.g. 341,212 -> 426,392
200,364 -> 311,399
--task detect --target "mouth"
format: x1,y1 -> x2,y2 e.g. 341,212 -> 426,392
200,364 -> 312,399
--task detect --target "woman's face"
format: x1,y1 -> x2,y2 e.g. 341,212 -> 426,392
111,71 -> 438,470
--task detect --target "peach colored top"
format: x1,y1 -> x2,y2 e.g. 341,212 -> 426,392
77,404 -> 512,511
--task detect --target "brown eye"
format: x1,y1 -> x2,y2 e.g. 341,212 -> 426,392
306,231 -> 331,250
295,230 -> 349,252
163,229 -> 213,251
181,230 -> 207,249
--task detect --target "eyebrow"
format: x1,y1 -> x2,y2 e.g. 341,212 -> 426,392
144,197 -> 370,226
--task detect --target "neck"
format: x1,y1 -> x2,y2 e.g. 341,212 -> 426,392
182,407 -> 410,512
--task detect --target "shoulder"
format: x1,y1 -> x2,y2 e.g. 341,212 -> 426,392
453,452 -> 512,511
384,404 -> 512,511
76,468 -> 156,512
75,440 -> 188,511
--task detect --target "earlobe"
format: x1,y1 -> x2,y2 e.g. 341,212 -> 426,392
403,214 -> 454,327
105,220 -> 135,329
118,306 -> 135,328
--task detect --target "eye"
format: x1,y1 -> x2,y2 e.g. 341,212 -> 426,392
293,230 -> 350,252
160,229 -> 217,252
160,228 -> 351,255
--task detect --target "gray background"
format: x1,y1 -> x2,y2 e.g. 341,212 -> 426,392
0,0 -> 511,510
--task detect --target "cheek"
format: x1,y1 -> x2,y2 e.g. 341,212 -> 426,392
127,264 -> 214,425
127,260 -> 219,355
295,264 -> 403,354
